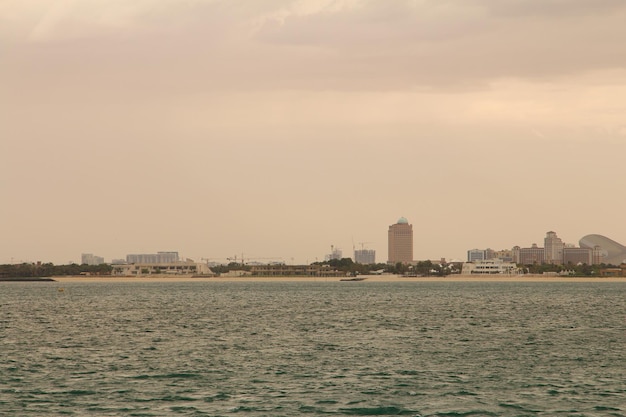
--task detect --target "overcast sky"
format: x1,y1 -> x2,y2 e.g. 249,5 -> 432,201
2,0 -> 626,265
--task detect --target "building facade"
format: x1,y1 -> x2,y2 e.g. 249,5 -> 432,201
513,244 -> 545,265
562,247 -> 592,265
388,217 -> 413,264
544,231 -> 564,265
467,249 -> 486,262
462,259 -> 520,275
112,261 -> 211,276
250,264 -> 344,277
126,251 -> 180,264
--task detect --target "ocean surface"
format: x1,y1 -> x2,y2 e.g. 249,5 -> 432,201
1,281 -> 625,416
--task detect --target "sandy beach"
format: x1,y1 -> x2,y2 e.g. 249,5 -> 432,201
51,275 -> 626,283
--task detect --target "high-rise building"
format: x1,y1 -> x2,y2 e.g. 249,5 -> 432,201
544,231 -> 564,265
388,217 -> 413,264
81,253 -> 105,265
324,246 -> 343,261
354,249 -> 376,264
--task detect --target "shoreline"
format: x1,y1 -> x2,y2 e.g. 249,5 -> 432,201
48,275 -> 626,283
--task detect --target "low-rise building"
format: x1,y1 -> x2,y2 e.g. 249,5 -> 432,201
250,264 -> 345,277
462,259 -> 520,275
598,264 -> 626,277
112,261 -> 212,276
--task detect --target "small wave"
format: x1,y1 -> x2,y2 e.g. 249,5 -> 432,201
432,411 -> 498,417
65,389 -> 97,396
594,405 -> 622,411
129,372 -> 200,380
338,406 -> 421,415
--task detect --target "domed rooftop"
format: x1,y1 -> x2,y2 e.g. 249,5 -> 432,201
397,217 -> 409,224
580,234 -> 626,265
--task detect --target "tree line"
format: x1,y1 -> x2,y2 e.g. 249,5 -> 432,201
521,262 -> 613,276
0,263 -> 113,278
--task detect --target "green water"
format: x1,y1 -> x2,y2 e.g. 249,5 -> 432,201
1,281 -> 625,416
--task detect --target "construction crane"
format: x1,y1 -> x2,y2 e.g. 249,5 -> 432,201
226,254 -> 283,265
201,258 -> 232,266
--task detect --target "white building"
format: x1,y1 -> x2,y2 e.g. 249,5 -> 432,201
112,261 -> 212,276
462,259 -> 520,275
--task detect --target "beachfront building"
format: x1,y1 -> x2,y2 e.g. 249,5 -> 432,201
388,217 -> 413,264
580,234 -> 626,265
462,259 -> 520,275
512,244 -> 545,265
598,264 -> 626,277
562,246 -> 593,265
112,261 -> 212,276
354,249 -> 376,264
250,264 -> 345,277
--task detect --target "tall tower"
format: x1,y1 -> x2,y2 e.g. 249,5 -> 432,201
544,231 -> 564,265
388,217 -> 413,264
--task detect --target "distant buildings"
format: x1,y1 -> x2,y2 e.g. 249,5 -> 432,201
324,246 -> 343,261
467,248 -> 512,262
467,248 -> 494,262
562,246 -> 593,265
107,250 -> 213,276
467,249 -> 485,262
388,217 -> 413,264
126,251 -> 179,264
466,231 -> 626,267
81,253 -> 104,265
354,249 -> 376,264
512,244 -> 545,265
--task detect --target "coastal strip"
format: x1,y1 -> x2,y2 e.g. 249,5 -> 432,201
48,275 -> 626,284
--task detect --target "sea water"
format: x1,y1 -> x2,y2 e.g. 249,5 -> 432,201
1,281 -> 625,416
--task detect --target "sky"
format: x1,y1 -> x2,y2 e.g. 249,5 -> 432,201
2,0 -> 626,265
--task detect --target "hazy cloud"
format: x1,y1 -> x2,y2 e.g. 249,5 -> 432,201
2,0 -> 626,264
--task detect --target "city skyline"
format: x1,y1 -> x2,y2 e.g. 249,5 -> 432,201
2,1 -> 626,265
15,228 -> 626,267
